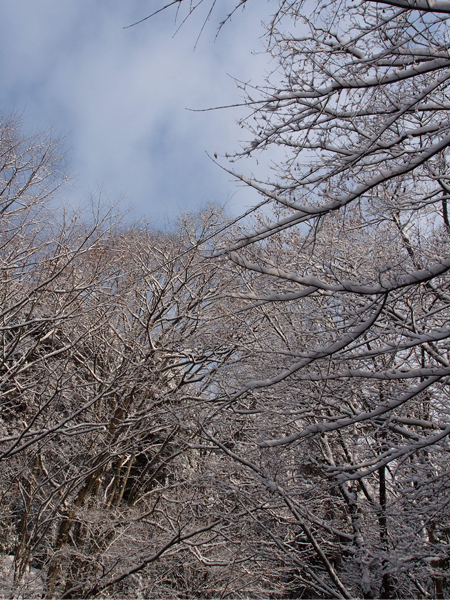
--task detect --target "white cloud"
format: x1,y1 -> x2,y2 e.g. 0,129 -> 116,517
0,0 -> 273,222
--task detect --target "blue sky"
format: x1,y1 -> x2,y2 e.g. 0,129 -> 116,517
0,1 -> 273,223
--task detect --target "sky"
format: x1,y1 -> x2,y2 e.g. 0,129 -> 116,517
0,1 -> 274,224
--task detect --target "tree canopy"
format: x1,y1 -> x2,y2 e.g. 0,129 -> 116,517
2,1 -> 450,598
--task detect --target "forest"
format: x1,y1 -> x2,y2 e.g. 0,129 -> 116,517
1,0 -> 450,598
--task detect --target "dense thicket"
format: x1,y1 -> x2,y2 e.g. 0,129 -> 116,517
203,0 -> 450,598
3,0 -> 450,597
0,116 -> 251,598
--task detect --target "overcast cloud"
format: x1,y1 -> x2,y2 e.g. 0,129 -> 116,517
0,1 -> 273,223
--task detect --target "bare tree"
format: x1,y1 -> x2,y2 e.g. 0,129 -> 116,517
197,0 -> 450,597
0,115 -> 246,598
6,0 -> 450,595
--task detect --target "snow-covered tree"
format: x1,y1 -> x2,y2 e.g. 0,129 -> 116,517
0,117 -> 243,598
201,1 -> 450,597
